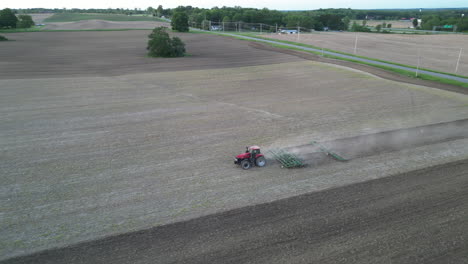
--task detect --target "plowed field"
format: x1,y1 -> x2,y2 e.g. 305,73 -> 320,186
1,28 -> 468,260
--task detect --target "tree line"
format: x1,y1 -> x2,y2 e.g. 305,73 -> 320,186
0,8 -> 35,29
9,6 -> 468,32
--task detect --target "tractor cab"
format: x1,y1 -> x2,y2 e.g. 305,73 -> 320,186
234,145 -> 266,170
249,146 -> 261,156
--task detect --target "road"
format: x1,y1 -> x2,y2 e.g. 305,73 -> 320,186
220,33 -> 468,84
4,159 -> 468,264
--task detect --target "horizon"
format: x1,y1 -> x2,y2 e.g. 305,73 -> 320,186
2,0 -> 468,11
6,7 -> 468,11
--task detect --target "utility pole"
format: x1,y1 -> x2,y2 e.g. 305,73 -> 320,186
455,48 -> 463,74
354,34 -> 358,54
275,23 -> 278,33
260,23 -> 262,33
416,48 -> 421,77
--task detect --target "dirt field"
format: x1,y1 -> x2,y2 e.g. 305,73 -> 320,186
29,13 -> 54,24
7,159 -> 468,264
1,29 -> 468,260
42,20 -> 170,30
353,20 -> 413,28
0,31 -> 299,79
264,32 -> 468,75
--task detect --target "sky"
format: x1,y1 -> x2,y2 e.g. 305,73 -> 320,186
2,0 -> 467,10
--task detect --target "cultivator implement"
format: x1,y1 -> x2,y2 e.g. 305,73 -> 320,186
268,149 -> 305,168
311,141 -> 348,161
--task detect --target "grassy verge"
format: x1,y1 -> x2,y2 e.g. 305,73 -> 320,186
44,13 -> 165,22
191,30 -> 467,88
236,33 -> 468,79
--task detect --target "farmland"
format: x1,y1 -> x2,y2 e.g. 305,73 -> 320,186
263,31 -> 468,75
353,19 -> 413,28
1,23 -> 468,262
43,13 -> 165,22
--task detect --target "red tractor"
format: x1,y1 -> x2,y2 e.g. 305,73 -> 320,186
234,146 -> 267,170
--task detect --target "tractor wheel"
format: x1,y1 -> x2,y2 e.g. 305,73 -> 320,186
240,159 -> 251,170
256,156 -> 266,167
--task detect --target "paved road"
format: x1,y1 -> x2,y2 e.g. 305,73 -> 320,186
5,159 -> 468,264
220,33 -> 468,84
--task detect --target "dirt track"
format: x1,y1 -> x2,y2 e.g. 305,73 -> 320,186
1,30 -> 468,260
4,159 -> 468,264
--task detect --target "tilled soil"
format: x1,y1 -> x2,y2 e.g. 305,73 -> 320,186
4,159 -> 468,264
0,31 -> 300,79
42,20 -> 170,30
1,31 -> 468,260
288,118 -> 468,167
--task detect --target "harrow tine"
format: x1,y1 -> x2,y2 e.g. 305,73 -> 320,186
268,148 -> 305,168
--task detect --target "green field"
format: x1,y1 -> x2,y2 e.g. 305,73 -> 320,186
44,13 -> 164,22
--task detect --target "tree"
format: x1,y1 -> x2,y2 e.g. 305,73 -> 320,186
0,8 -> 18,28
387,23 -> 392,28
171,11 -> 189,32
342,16 -> 351,30
147,27 -> 186,57
17,15 -> 34,28
147,6 -> 154,16
375,24 -> 382,32
232,13 -> 243,22
157,5 -> 163,17
318,14 -> 346,30
412,18 -> 418,28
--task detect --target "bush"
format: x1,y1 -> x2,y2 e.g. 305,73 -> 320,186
171,11 -> 189,32
17,14 -> 34,28
0,35 -> 8,41
351,21 -> 371,32
147,26 -> 186,57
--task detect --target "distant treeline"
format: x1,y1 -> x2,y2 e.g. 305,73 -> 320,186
13,6 -> 468,31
